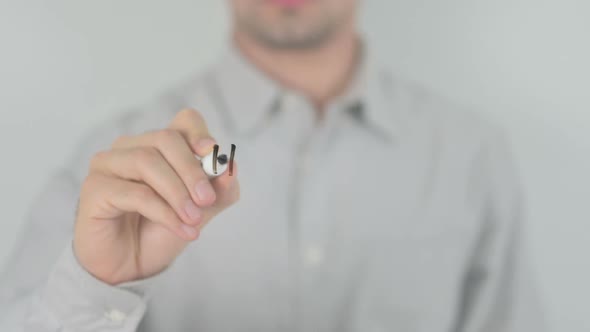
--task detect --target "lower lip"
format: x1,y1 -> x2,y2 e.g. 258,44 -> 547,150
268,0 -> 309,8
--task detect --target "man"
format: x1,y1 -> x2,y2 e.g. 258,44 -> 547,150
0,0 -> 544,331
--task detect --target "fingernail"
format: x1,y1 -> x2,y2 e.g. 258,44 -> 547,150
181,224 -> 199,238
184,200 -> 202,222
196,138 -> 216,152
195,179 -> 216,205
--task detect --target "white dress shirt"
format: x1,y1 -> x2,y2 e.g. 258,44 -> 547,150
0,42 -> 545,331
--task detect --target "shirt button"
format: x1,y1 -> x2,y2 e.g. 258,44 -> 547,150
303,245 -> 325,268
105,309 -> 127,323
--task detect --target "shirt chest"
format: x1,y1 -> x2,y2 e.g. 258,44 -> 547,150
144,113 -> 484,331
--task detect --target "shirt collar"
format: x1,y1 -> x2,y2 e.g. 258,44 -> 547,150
329,43 -> 399,141
210,40 -> 401,140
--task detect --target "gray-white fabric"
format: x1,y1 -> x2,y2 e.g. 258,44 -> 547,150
0,42 -> 545,331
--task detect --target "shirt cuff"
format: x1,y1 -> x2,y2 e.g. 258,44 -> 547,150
39,241 -> 164,330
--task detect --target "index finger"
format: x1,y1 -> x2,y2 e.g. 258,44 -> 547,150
169,108 -> 216,156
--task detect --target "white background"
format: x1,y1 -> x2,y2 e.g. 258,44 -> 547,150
0,1 -> 588,330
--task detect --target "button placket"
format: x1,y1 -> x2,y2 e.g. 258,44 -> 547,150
282,93 -> 320,332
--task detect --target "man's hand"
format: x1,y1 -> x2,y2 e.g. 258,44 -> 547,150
73,109 -> 240,285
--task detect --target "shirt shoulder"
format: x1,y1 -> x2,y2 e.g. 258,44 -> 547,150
376,66 -> 509,151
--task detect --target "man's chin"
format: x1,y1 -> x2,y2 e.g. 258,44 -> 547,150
266,0 -> 311,10
240,18 -> 341,50
250,29 -> 334,50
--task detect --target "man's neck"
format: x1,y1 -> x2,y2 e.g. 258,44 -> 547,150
234,26 -> 360,114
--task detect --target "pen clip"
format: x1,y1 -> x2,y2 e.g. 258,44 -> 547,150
212,144 -> 219,174
229,144 -> 236,176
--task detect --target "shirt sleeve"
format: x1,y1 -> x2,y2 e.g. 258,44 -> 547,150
0,168 -> 162,332
30,241 -> 159,331
455,128 -> 547,332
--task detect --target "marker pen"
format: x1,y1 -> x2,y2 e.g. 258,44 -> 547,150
198,144 -> 236,178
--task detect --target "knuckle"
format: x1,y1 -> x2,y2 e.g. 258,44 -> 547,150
132,184 -> 155,202
162,208 -> 180,226
89,150 -> 109,170
177,108 -> 204,123
177,108 -> 197,117
174,193 -> 193,212
81,174 -> 96,191
155,128 -> 181,145
133,147 -> 160,165
111,135 -> 130,148
80,173 -> 104,197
